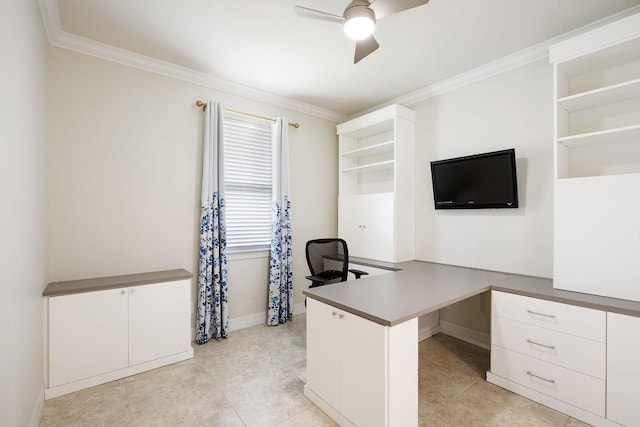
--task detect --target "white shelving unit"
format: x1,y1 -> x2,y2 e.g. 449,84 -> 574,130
340,159 -> 395,174
557,78 -> 640,112
337,104 -> 415,262
553,23 -> 640,180
340,140 -> 395,159
551,12 -> 640,303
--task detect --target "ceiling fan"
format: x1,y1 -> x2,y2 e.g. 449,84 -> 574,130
294,0 -> 430,63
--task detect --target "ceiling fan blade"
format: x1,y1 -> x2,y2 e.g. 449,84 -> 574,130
354,36 -> 379,64
294,5 -> 344,24
369,0 -> 429,19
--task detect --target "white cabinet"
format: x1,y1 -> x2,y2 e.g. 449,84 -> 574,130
607,312 -> 640,427
305,298 -> 417,427
45,274 -> 193,399
339,193 -> 394,261
306,298 -> 386,426
554,175 -> 640,301
550,12 -> 640,301
488,291 -> 607,424
337,104 -> 415,263
129,280 -> 192,366
49,288 -> 129,387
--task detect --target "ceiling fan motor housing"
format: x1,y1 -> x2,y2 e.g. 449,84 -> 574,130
343,0 -> 376,40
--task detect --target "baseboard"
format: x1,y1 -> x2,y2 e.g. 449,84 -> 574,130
231,302 -> 307,331
229,311 -> 268,332
439,320 -> 490,350
192,302 -> 307,340
45,349 -> 193,399
30,382 -> 45,427
486,372 -> 618,427
304,385 -> 355,427
418,324 -> 441,342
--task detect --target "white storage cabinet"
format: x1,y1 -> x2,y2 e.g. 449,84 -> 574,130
337,104 -> 415,263
607,312 -> 640,427
551,12 -> 640,301
44,271 -> 194,399
305,298 -> 417,427
48,288 -> 129,388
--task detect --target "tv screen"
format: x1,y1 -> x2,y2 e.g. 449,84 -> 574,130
430,149 -> 518,209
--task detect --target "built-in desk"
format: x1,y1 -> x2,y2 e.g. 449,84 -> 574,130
303,260 -> 640,427
305,260 -> 511,326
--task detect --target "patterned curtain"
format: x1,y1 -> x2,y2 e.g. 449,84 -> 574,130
267,117 -> 293,325
196,100 -> 229,343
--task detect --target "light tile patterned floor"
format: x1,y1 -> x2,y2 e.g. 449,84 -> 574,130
40,314 -> 591,426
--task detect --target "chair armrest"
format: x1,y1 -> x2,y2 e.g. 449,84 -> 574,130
349,269 -> 369,279
305,275 -> 331,284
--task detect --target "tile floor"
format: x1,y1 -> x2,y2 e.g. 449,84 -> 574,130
40,314 -> 591,427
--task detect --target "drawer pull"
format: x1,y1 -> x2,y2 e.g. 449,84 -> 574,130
526,309 -> 556,318
526,371 -> 556,384
526,339 -> 556,350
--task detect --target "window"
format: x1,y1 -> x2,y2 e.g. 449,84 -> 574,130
223,112 -> 273,252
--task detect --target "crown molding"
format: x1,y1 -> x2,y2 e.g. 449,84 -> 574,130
39,0 -> 640,122
355,4 -> 640,118
37,0 -> 348,123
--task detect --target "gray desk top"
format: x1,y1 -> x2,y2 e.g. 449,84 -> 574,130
303,260 -> 640,326
43,269 -> 193,297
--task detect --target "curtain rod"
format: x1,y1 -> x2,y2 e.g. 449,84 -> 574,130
195,100 -> 300,128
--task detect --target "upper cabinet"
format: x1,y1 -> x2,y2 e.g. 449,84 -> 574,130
337,105 -> 415,262
551,13 -> 640,179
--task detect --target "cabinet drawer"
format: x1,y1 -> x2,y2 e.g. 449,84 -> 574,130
492,316 -> 605,379
492,291 -> 605,342
491,346 -> 605,416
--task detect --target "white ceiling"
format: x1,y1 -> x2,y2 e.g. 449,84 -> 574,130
50,0 -> 640,118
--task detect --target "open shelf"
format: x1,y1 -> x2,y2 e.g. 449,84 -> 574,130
558,124 -> 640,148
556,35 -> 640,78
558,79 -> 640,112
340,160 -> 395,174
341,141 -> 394,158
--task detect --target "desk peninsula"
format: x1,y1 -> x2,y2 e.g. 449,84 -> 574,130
303,260 -> 640,427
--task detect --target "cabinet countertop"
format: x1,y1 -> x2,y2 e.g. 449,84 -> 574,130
43,269 -> 193,297
303,259 -> 640,326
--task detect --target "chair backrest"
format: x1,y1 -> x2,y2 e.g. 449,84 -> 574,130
305,238 -> 349,284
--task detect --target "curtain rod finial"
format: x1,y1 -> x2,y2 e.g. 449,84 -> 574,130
195,100 -> 207,111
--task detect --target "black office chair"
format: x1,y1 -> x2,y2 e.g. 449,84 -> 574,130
305,238 -> 369,289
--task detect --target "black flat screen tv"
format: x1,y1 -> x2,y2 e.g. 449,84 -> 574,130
430,148 -> 519,209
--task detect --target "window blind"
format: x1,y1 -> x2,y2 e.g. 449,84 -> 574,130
224,113 -> 273,251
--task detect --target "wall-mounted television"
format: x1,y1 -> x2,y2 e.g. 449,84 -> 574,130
430,148 -> 519,209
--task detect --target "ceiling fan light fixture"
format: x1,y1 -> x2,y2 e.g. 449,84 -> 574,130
343,5 -> 375,40
344,16 -> 375,40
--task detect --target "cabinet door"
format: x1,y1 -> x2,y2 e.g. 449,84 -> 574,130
129,279 -> 191,366
607,312 -> 640,426
339,193 -> 394,261
49,289 -> 128,387
306,298 -> 341,410
554,175 -> 640,301
340,309 -> 387,427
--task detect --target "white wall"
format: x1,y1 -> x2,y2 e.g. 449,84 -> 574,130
411,59 -> 555,334
412,59 -> 554,278
0,1 -> 49,425
47,47 -> 338,323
